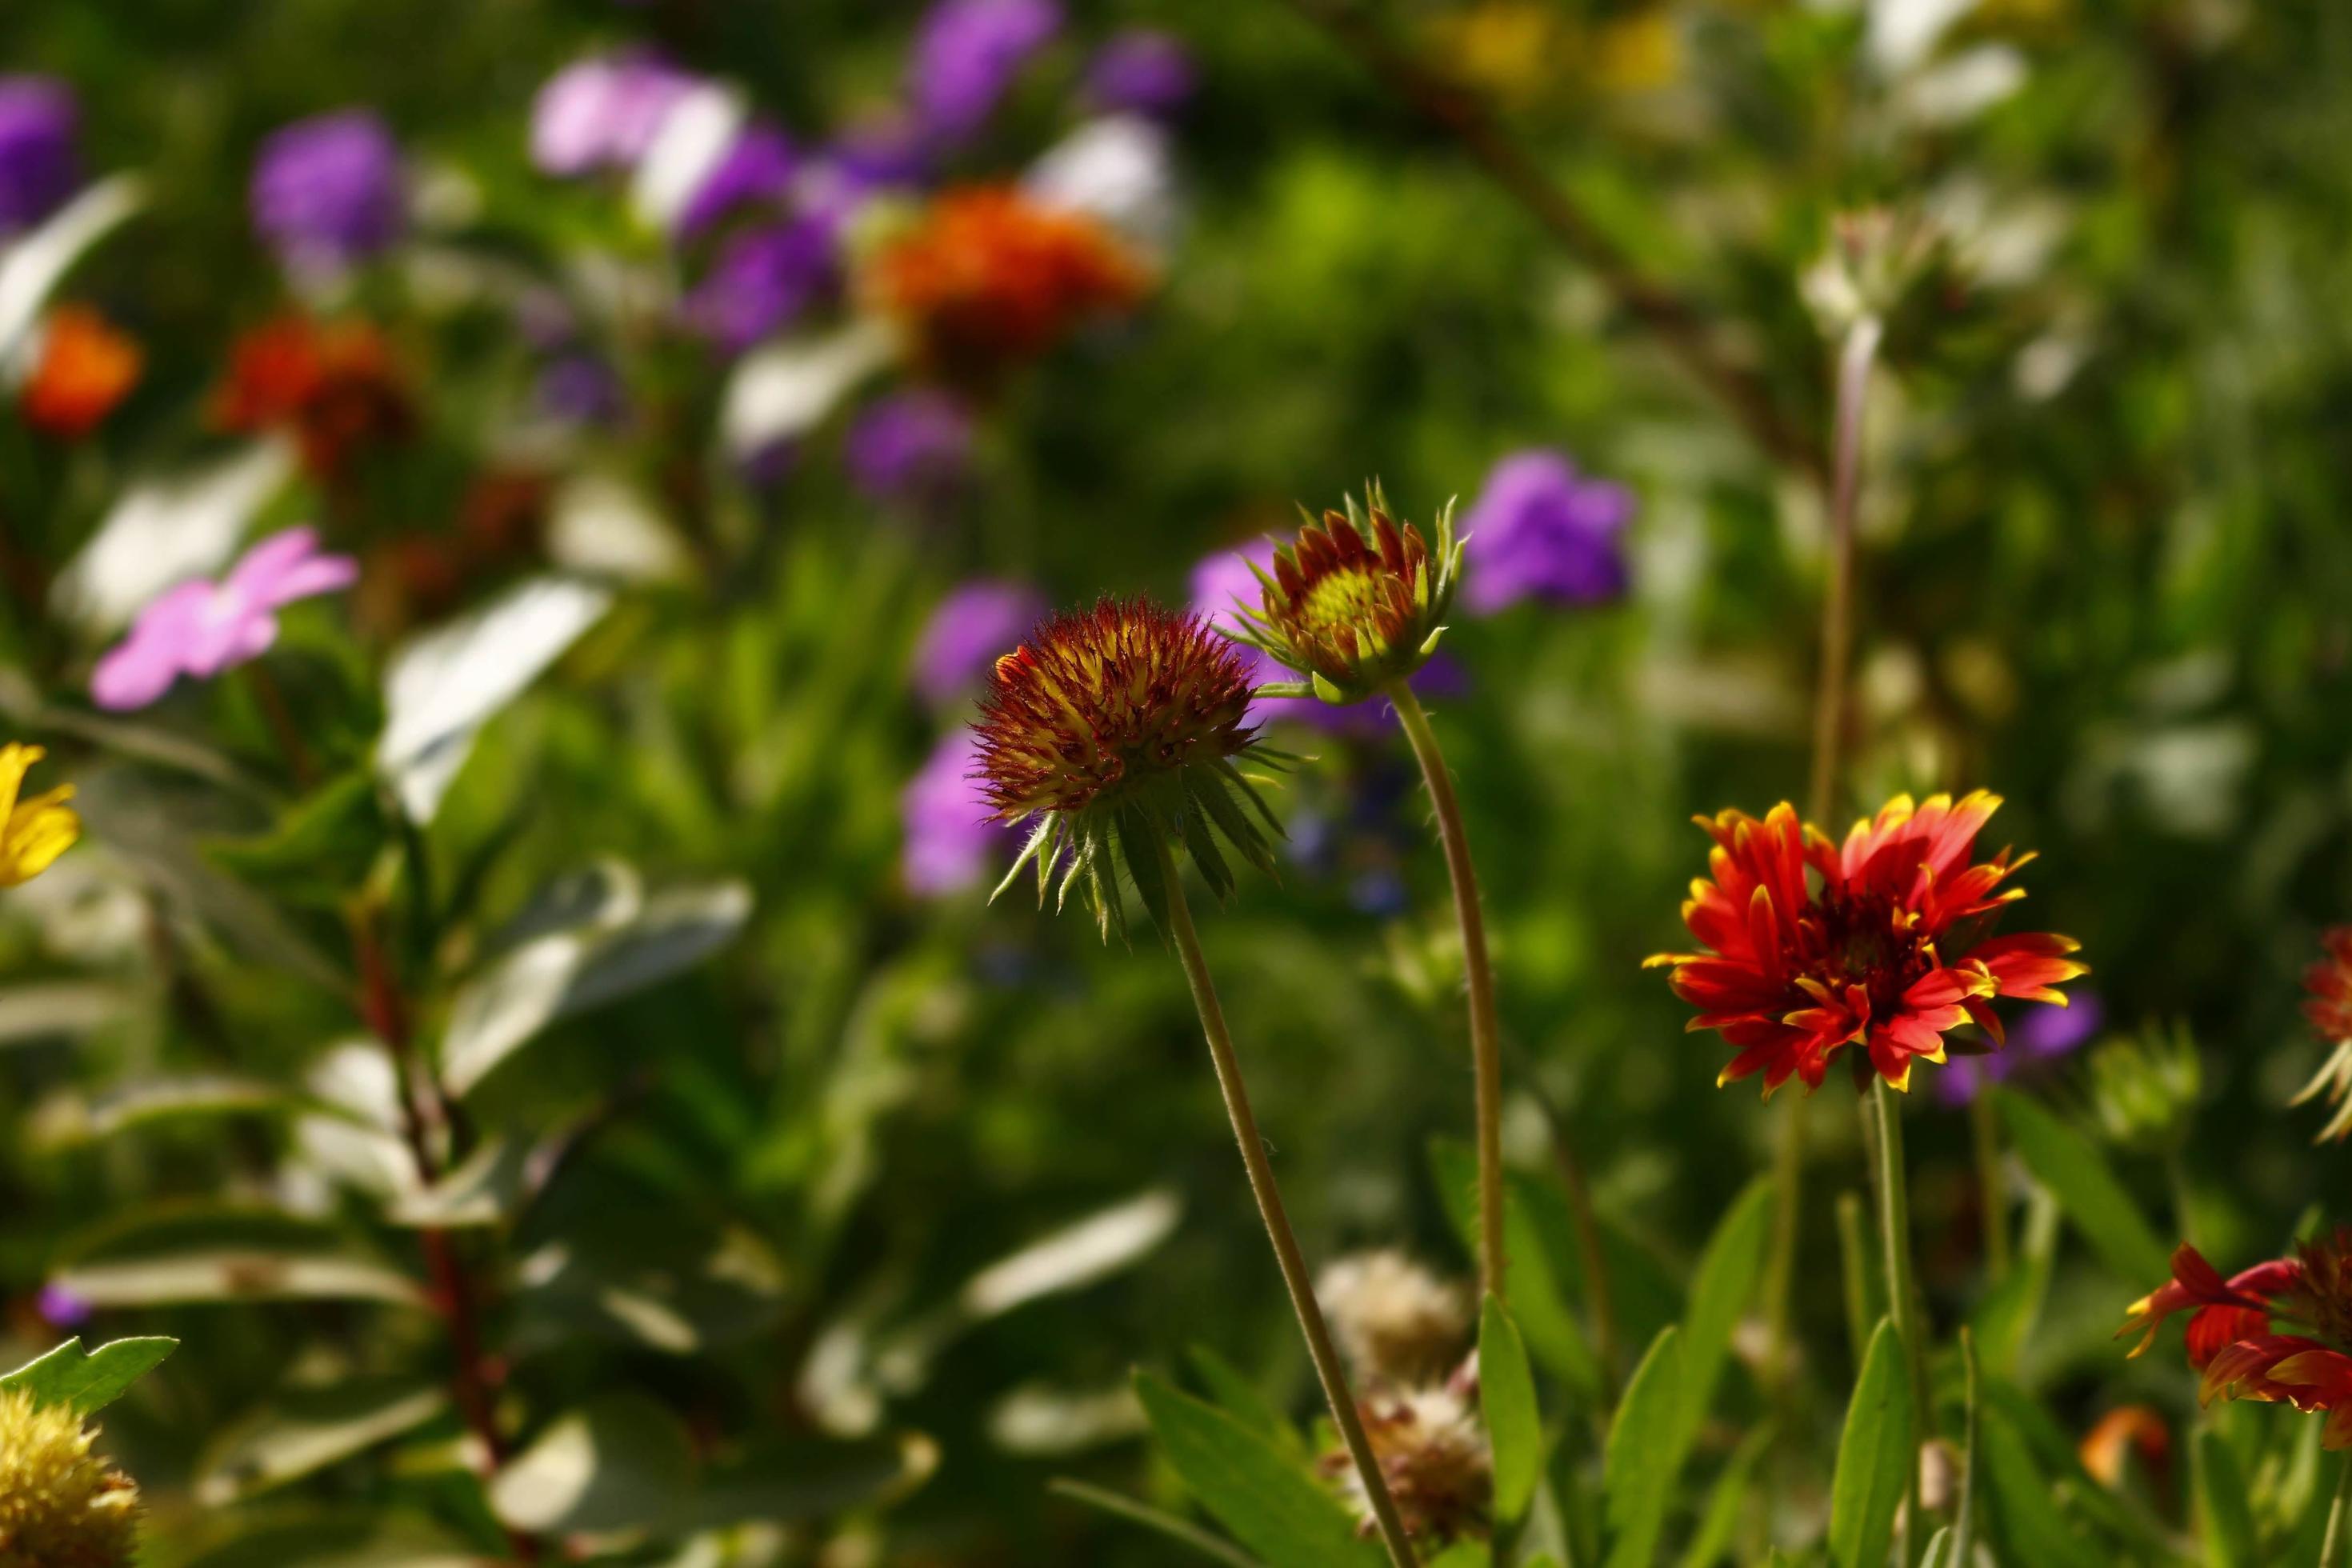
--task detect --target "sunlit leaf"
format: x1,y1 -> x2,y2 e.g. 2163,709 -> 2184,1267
196,1380 -> 447,1503
1603,1326 -> 1684,1568
1828,1319 -> 1912,1568
1481,1292 -> 1542,1525
491,1394 -> 696,1534
1,1335 -> 177,1414
1134,1371 -> 1380,1568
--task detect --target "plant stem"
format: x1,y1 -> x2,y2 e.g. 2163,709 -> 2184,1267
1154,837 -> 1421,1568
1834,1190 -> 1874,1375
1871,1078 -> 1936,1566
1387,681 -> 1511,1307
352,903 -> 538,1564
2322,1448 -> 2352,1568
1970,1090 -> 2010,1282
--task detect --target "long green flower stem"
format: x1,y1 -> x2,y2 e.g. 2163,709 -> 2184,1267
2322,1449 -> 2352,1568
1871,1078 -> 1936,1566
1970,1092 -> 2010,1282
1154,837 -> 1422,1568
1386,681 -> 1511,1306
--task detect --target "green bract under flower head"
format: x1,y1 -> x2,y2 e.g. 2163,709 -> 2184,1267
0,1388 -> 141,1568
971,596 -> 1288,940
1226,483 -> 1462,705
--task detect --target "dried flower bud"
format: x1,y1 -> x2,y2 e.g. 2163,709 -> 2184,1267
1316,1250 -> 1473,1386
1226,484 -> 1464,706
0,1388 -> 141,1566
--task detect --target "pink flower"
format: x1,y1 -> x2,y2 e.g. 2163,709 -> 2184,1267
91,527 -> 358,710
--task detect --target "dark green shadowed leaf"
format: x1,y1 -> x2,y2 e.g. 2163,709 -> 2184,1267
1828,1319 -> 1912,1568
1180,797 -> 1235,902
1135,1371 -> 1381,1568
1,1335 -> 178,1414
1995,1090 -> 2170,1286
195,1379 -> 447,1503
1603,1326 -> 1684,1568
1679,1426 -> 1773,1568
1675,1178 -> 1773,1458
1977,1403 -> 2086,1567
1051,1478 -> 1266,1568
1481,1292 -> 1542,1525
1188,1344 -> 1305,1458
1430,1139 -> 1601,1395
2195,1427 -> 2258,1568
1120,807 -> 1174,934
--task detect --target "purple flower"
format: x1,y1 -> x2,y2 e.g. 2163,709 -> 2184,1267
1938,990 -> 2106,1106
910,0 -> 1063,142
902,729 -> 1014,897
678,122 -> 796,239
912,578 -> 1042,708
1460,450 -> 1635,614
250,111 -> 404,270
531,54 -> 696,178
0,77 -> 78,233
682,217 -> 837,352
91,527 -> 359,711
846,391 -> 976,510
37,1281 -> 93,1329
1086,30 -> 1197,119
534,354 -> 626,426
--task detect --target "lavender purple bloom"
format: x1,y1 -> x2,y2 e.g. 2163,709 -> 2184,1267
1938,990 -> 2107,1106
1459,449 -> 1635,614
678,122 -> 797,239
902,728 -> 1014,897
846,391 -> 977,511
682,217 -> 837,352
534,354 -> 627,427
36,1281 -> 93,1329
911,578 -> 1043,709
531,53 -> 696,178
250,110 -> 406,269
910,0 -> 1063,143
1085,30 -> 1197,119
0,77 -> 78,233
91,527 -> 360,711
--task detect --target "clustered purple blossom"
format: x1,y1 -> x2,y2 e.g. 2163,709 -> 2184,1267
846,392 -> 977,511
910,577 -> 1042,708
250,110 -> 406,270
901,729 -> 1015,896
1460,449 -> 1635,614
677,122 -> 797,238
910,0 -> 1063,143
682,217 -> 839,352
1938,991 -> 2106,1106
531,52 -> 697,178
0,75 -> 79,233
1085,30 -> 1196,120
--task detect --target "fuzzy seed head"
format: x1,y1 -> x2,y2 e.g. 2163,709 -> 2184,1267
1317,1250 -> 1474,1386
0,1390 -> 140,1568
1323,1370 -> 1492,1545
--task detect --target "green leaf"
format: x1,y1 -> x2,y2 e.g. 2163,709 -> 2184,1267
691,1432 -> 938,1526
490,1394 -> 696,1534
1135,1371 -> 1379,1568
1188,1344 -> 1304,1458
1918,1526 -> 1954,1568
0,1335 -> 177,1414
206,769 -> 385,901
1675,1178 -> 1773,1457
1481,1292 -> 1542,1525
1828,1319 -> 1913,1568
2195,1427 -> 2258,1568
1678,1426 -> 1773,1568
1430,1139 -> 1600,1394
1603,1326 -> 1685,1568
1977,1404 -> 2086,1567
52,1250 -> 426,1309
1995,1090 -> 2170,1286
1050,1478 -> 1266,1568
196,1379 -> 447,1503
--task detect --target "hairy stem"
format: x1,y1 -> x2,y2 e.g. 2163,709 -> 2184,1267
1388,681 -> 1510,1306
353,906 -> 538,1563
1872,1078 -> 1936,1566
1155,837 -> 1420,1568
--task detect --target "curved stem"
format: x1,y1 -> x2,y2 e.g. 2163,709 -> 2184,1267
1387,682 -> 1510,1306
1154,837 -> 1421,1568
1872,1078 -> 1935,1566
2322,1448 -> 2352,1568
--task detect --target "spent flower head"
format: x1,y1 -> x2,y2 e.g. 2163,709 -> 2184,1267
970,596 -> 1284,939
1316,1250 -> 1473,1386
1226,484 -> 1464,706
1323,1361 -> 1491,1546
0,1387 -> 141,1566
2121,1229 -> 2352,1448
0,743 -> 78,888
1649,790 -> 2086,1096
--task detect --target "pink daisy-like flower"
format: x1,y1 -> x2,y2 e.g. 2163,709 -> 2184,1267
91,527 -> 358,710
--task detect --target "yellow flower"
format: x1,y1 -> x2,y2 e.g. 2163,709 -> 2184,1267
0,743 -> 80,886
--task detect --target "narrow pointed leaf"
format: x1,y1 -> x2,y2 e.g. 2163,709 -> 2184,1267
1134,1372 -> 1379,1568
1603,1326 -> 1684,1568
1828,1319 -> 1912,1568
1481,1292 -> 1542,1525
2,1335 -> 178,1414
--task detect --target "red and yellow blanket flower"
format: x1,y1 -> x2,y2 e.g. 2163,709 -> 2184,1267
2121,1231 -> 2352,1449
2295,927 -> 2352,1142
1646,790 -> 2085,1095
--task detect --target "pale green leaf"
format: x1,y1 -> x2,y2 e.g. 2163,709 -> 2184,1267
0,1335 -> 177,1414
1481,1292 -> 1542,1525
1828,1320 -> 1913,1568
1603,1326 -> 1685,1568
1135,1371 -> 1379,1568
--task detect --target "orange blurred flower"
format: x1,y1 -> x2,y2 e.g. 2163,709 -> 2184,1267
212,314 -> 414,480
868,186 -> 1149,386
1647,791 -> 2085,1095
2078,1406 -> 2171,1491
20,306 -> 141,439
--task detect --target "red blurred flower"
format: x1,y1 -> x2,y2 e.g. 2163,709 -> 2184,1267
2121,1232 -> 2352,1450
20,305 -> 141,438
212,314 -> 414,480
1646,790 -> 2085,1095
867,186 -> 1149,386
2297,927 -> 2352,1141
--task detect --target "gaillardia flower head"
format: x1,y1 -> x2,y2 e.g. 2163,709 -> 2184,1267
1226,485 -> 1465,706
0,743 -> 79,888
2294,927 -> 2352,1142
1646,790 -> 2085,1095
970,597 -> 1282,938
0,1386 -> 141,1564
2121,1231 -> 2352,1448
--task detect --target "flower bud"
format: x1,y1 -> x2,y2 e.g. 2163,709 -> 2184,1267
0,1388 -> 141,1566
